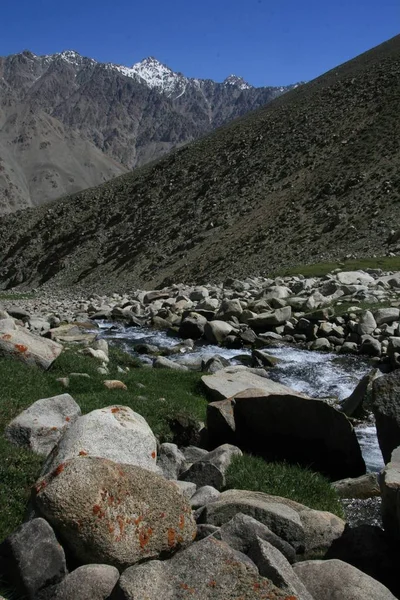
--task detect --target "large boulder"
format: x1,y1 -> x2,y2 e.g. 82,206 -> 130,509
0,320 -> 62,369
372,371 -> 400,464
41,406 -> 159,475
225,387 -> 365,480
202,366 -> 276,401
33,457 -> 197,570
0,518 -> 67,599
114,536 -> 290,600
293,559 -> 396,600
5,394 -> 81,457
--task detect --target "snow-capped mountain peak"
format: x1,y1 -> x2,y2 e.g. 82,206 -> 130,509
223,74 -> 252,90
114,57 -> 188,98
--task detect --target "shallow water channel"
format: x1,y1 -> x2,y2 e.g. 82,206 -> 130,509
100,322 -> 384,474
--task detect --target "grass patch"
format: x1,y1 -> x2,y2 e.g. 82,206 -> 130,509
273,255 -> 400,279
225,454 -> 344,518
0,345 -> 206,542
0,292 -> 36,300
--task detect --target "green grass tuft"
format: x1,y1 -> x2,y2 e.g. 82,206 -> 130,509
272,255 -> 400,279
225,453 -> 344,518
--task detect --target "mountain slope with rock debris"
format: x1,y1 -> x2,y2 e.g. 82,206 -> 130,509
0,35 -> 399,292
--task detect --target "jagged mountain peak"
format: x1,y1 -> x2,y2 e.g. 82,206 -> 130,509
223,74 -> 252,90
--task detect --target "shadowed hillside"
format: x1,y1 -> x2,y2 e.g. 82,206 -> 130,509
0,35 -> 399,292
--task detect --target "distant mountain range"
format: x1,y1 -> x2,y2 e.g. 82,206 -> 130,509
0,50 -> 298,213
0,35 -> 398,292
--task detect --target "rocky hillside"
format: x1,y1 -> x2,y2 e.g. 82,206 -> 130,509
0,35 -> 399,292
0,50 -> 295,213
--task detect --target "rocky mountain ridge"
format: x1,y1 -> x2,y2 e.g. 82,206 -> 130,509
0,35 -> 398,292
0,49 -> 296,213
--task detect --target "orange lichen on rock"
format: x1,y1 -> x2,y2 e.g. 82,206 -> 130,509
35,480 -> 47,494
92,504 -> 102,515
179,514 -> 185,530
2,334 -> 12,340
208,580 -> 217,588
116,515 -> 125,536
79,450 -> 88,456
167,528 -> 176,547
52,463 -> 65,477
15,343 -> 28,353
65,416 -> 70,422
180,582 -> 195,594
151,451 -> 156,459
139,527 -> 153,549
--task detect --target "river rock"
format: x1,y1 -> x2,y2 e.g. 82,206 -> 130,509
293,559 -> 397,600
179,313 -> 207,340
231,387 -> 365,480
372,370 -> 400,463
41,406 -> 158,475
337,271 -> 375,285
247,306 -> 292,330
33,457 -> 197,570
332,473 -> 381,498
201,355 -> 230,374
0,320 -> 62,369
0,518 -> 67,599
217,298 -> 243,320
5,393 -> 81,457
153,356 -> 189,371
340,370 -> 381,418
115,536 -> 289,600
374,308 -> 400,326
204,320 -> 234,344
357,310 -> 377,336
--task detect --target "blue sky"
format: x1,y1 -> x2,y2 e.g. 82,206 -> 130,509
1,0 -> 398,86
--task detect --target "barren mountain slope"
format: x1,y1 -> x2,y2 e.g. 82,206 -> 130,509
0,35 -> 399,292
0,50 -> 294,213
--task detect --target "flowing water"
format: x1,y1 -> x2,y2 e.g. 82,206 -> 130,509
100,322 -> 384,473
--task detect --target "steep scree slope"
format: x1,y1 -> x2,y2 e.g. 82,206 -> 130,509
0,35 -> 399,292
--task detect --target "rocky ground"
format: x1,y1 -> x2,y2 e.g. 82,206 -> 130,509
2,269 -> 400,596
